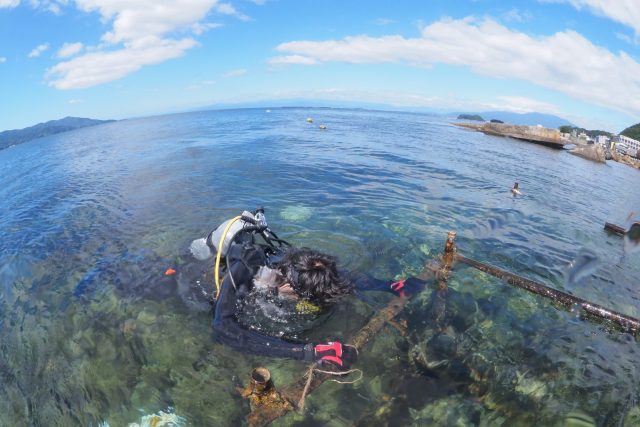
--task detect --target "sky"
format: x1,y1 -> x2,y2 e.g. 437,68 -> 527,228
1,0 -> 640,133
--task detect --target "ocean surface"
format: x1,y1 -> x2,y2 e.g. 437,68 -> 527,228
1,108 -> 639,426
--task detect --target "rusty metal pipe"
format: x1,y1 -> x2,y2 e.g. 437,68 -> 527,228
604,222 -> 626,236
250,367 -> 273,393
444,231 -> 640,333
455,254 -> 640,333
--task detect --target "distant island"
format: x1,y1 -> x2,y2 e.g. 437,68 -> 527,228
457,114 -> 485,121
0,116 -> 115,151
621,122 -> 640,141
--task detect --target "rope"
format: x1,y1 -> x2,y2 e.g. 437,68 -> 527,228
297,358 -> 363,414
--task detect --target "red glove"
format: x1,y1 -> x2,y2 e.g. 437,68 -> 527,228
313,340 -> 357,368
390,279 -> 408,297
390,277 -> 427,297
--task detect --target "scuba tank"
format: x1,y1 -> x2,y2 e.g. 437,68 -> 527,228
190,210 -> 260,261
190,207 -> 292,301
207,215 -> 249,257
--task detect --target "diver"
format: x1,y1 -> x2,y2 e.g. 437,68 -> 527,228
189,208 -> 427,370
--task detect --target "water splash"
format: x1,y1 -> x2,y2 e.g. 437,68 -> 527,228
565,248 -> 601,287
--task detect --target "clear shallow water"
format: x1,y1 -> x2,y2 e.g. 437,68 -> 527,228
1,108 -> 639,426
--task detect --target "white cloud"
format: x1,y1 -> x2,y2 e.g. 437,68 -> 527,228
29,0 -> 68,14
191,21 -> 223,35
68,98 -> 83,104
269,54 -> 318,65
187,79 -> 215,90
543,0 -> 640,35
250,0 -> 266,5
28,43 -> 49,58
219,87 -> 566,118
503,8 -> 532,23
74,0 -> 220,44
615,31 -> 640,46
212,87 -> 619,129
375,18 -> 395,26
48,1 -> 227,89
616,32 -> 633,44
215,2 -> 250,21
47,36 -> 197,89
57,42 -> 83,58
0,56 -> 6,63
270,17 -> 640,116
222,68 -> 246,77
0,0 -> 19,8
494,96 -> 561,115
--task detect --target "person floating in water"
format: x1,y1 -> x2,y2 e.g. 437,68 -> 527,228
511,182 -> 522,197
189,208 -> 426,369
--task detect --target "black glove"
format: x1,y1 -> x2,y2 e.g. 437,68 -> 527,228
389,277 -> 427,298
310,340 -> 358,369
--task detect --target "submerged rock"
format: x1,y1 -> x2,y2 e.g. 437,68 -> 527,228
568,144 -> 606,163
408,396 -> 484,427
279,205 -> 312,222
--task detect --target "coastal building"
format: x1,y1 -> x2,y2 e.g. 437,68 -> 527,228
596,135 -> 610,146
618,135 -> 640,154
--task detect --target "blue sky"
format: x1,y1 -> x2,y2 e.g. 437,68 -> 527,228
1,0 -> 639,132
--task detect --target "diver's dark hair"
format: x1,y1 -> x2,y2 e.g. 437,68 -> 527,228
278,247 -> 353,305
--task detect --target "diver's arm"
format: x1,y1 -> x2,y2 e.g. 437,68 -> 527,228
344,271 -> 426,297
344,271 -> 395,292
212,262 -> 312,360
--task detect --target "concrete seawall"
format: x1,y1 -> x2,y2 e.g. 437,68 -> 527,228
454,122 -> 565,149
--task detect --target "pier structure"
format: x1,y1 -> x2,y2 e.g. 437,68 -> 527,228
455,122 -> 566,149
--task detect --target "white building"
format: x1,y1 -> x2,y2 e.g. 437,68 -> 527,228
618,135 -> 640,155
596,135 -> 610,146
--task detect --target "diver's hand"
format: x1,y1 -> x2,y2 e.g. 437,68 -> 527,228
389,277 -> 427,297
311,340 -> 358,369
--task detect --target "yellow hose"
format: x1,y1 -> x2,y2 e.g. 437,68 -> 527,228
214,215 -> 242,299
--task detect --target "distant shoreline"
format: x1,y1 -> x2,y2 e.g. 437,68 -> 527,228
0,117 -> 115,151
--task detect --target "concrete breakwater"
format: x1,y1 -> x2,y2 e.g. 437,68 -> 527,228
454,122 -> 565,149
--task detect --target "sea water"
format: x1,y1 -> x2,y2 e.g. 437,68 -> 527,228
1,108 -> 639,426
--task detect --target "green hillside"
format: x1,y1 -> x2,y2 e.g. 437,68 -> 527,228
558,125 -> 612,139
621,123 -> 640,141
0,116 -> 115,150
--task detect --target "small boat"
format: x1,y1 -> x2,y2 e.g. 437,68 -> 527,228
306,117 -> 313,123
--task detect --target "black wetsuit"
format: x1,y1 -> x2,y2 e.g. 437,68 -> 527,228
212,239 -> 404,360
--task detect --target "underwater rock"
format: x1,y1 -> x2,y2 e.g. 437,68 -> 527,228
429,333 -> 457,360
623,406 -> 640,426
136,309 -> 157,326
514,371 -> 548,400
279,205 -> 313,222
408,396 -> 483,427
447,292 -> 480,332
410,332 -> 458,376
419,243 -> 431,257
128,408 -> 186,427
558,410 -> 596,427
